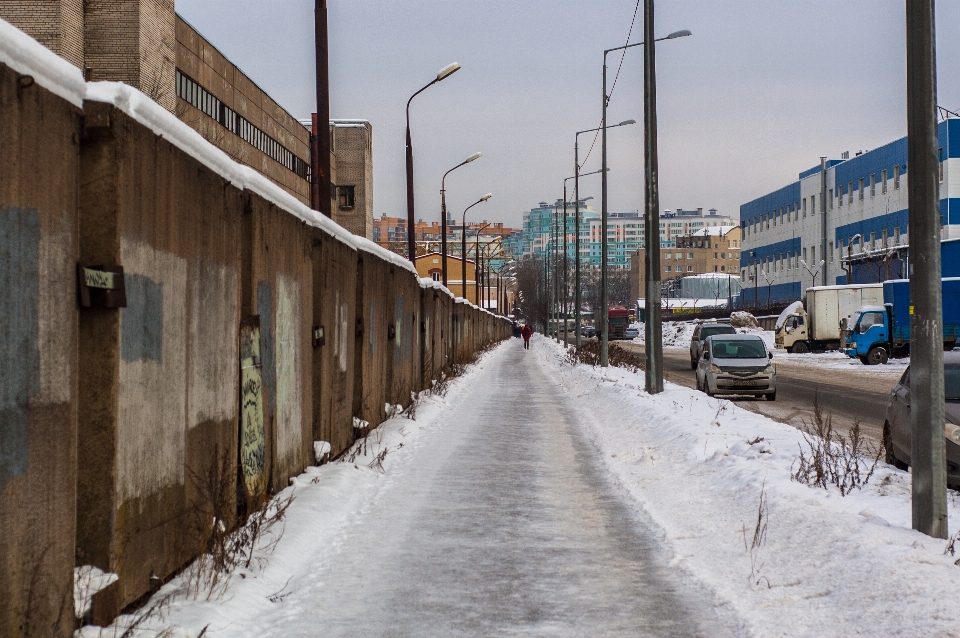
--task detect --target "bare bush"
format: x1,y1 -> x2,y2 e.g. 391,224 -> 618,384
566,339 -> 644,372
791,393 -> 882,495
945,530 -> 960,566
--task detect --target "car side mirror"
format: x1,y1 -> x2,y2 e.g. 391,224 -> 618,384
768,352 -> 773,359
703,351 -> 710,360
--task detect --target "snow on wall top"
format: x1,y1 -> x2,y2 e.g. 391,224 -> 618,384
0,17 -> 86,107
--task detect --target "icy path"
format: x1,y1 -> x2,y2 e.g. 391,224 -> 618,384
243,338 -> 731,637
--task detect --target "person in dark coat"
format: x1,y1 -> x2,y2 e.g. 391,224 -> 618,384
521,324 -> 533,349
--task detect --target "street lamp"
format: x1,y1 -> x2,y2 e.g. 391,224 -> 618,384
799,259 -> 825,299
575,121 -> 634,349
441,151 -> 482,286
405,62 -> 461,263
461,193 -> 492,299
474,223 -> 492,303
601,28 -> 690,371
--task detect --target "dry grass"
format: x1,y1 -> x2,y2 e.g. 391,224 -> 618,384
742,483 -> 771,588
566,339 -> 645,372
791,393 -> 882,496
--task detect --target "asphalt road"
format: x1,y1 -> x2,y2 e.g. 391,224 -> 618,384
619,342 -> 897,442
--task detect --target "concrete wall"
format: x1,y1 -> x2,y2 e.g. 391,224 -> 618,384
1,56 -> 510,630
0,61 -> 80,638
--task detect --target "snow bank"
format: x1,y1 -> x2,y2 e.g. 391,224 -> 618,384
537,338 -> 960,636
0,17 -> 86,107
631,320 -> 775,349
83,346 -> 506,635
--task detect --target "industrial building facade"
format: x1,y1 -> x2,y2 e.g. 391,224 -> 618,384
739,117 -> 960,305
0,0 -> 375,238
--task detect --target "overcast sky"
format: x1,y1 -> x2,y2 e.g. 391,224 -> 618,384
176,0 -> 960,228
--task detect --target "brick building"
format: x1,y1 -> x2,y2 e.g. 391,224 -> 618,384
630,226 -> 741,302
0,0 -> 375,237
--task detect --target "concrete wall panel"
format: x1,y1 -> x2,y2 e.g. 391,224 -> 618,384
0,62 -> 80,638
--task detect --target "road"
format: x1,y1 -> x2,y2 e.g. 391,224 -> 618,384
619,342 -> 899,442
241,340 -> 733,637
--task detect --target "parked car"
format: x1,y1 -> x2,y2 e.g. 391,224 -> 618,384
689,322 -> 738,369
883,351 -> 960,485
696,334 -> 776,400
623,326 -> 640,340
582,326 -> 596,338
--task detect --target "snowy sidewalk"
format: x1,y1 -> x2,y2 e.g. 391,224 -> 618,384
228,337 -> 729,636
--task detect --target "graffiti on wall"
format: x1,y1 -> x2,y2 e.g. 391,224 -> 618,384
239,317 -> 266,503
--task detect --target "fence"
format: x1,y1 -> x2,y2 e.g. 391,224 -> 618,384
0,44 -> 510,634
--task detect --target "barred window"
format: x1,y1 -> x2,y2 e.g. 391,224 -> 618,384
175,70 -> 310,181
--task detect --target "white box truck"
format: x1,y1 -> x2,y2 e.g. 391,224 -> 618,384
774,283 -> 884,353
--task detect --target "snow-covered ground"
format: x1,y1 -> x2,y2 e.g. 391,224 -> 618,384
536,337 -> 960,637
84,337 -> 960,637
630,320 -> 775,349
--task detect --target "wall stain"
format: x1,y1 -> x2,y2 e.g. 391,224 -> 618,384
0,206 -> 41,487
121,273 -> 164,363
257,281 -> 276,418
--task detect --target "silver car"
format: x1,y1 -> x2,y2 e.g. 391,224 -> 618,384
696,334 -> 777,400
883,351 -> 960,486
689,322 -> 738,369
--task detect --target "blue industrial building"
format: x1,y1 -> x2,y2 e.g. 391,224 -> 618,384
739,117 -> 960,305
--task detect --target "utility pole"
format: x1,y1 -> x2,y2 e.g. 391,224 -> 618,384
906,0 -> 947,539
574,145 -> 581,348
562,186 -> 569,346
643,0 -> 664,394
820,157 -> 828,286
314,0 -> 331,217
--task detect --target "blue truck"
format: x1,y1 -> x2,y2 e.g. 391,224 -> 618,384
844,278 -> 960,365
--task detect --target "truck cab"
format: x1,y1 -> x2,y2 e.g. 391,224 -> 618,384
775,310 -> 808,352
844,305 -> 891,365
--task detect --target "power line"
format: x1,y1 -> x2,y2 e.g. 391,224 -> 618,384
580,0 -> 641,169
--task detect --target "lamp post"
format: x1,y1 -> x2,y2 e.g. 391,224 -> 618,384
474,223 -> 492,303
576,122 -> 633,348
601,28 -> 690,369
461,194 -> 492,299
799,259 -> 825,300
441,151 -> 482,285
406,62 -> 461,263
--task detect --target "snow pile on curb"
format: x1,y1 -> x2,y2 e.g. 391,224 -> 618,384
80,346 -> 507,636
537,338 -> 960,636
631,320 -> 775,349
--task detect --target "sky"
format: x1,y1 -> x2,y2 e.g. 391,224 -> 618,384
175,0 -> 960,229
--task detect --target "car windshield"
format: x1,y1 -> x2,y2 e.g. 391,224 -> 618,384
701,326 -> 736,339
711,339 -> 766,359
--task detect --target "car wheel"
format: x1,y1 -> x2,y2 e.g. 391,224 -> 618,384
866,346 -> 889,366
792,341 -> 810,354
767,390 -> 777,402
858,355 -> 869,365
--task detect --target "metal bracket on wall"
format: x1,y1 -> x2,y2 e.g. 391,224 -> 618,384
312,325 -> 326,347
355,317 -> 364,338
387,323 -> 397,340
77,264 -> 127,308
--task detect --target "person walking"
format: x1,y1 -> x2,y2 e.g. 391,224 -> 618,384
521,324 -> 533,350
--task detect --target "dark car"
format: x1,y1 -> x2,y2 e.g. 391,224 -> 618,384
883,351 -> 960,485
690,322 -> 738,369
582,326 -> 596,338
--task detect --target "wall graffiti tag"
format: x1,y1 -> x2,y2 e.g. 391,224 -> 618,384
239,317 -> 267,505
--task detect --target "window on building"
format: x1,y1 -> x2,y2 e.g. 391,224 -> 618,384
812,246 -> 817,262
665,265 -> 672,272
687,265 -> 693,272
795,201 -> 800,221
829,241 -> 834,262
882,169 -> 888,194
838,184 -> 843,206
894,165 -> 901,189
940,147 -> 945,182
859,178 -> 864,200
895,226 -> 901,244
688,252 -> 694,259
849,181 -> 854,203
870,174 -> 876,197
870,231 -> 876,250
811,194 -> 816,213
803,247 -> 808,263
829,188 -> 834,210
338,185 -> 356,209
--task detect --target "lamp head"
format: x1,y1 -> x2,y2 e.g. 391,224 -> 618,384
667,29 -> 692,39
437,62 -> 461,81
618,119 -> 637,126
466,151 -> 482,163
481,193 -> 493,202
